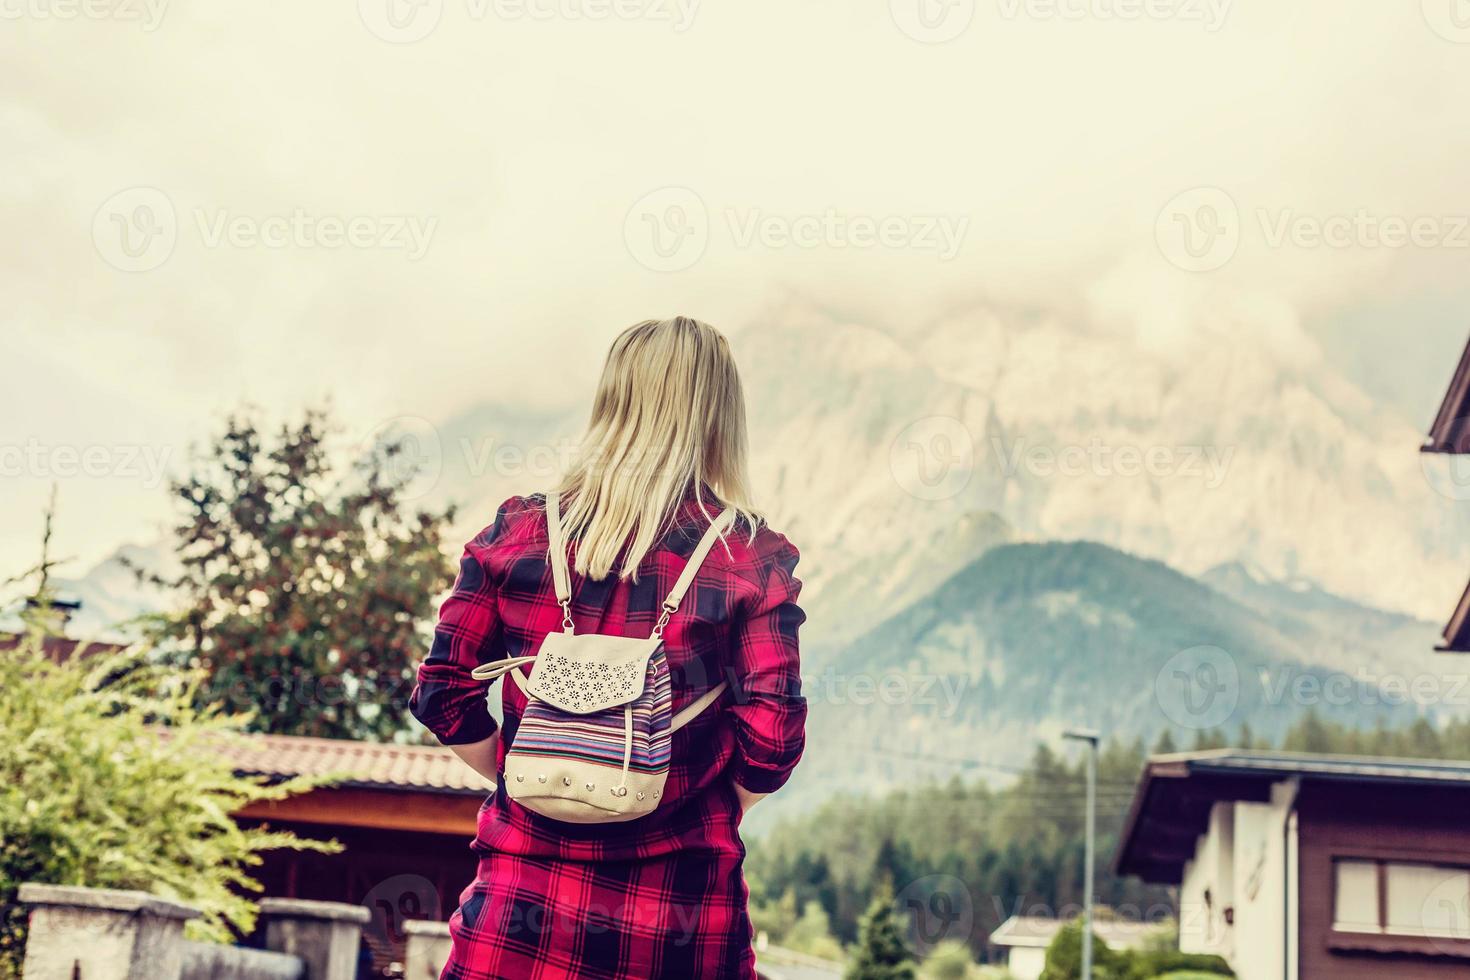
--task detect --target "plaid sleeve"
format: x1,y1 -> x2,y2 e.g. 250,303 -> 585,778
728,534 -> 807,794
409,503 -> 514,745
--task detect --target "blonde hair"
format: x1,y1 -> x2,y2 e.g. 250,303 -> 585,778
556,316 -> 760,580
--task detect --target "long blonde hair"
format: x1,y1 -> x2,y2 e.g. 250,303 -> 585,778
556,316 -> 759,580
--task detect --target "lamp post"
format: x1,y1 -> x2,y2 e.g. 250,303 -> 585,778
1064,728 -> 1100,980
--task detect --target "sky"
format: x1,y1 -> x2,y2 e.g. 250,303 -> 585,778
3,0 -> 1470,575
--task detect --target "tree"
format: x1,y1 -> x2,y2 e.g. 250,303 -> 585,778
0,589 -> 336,977
787,899 -> 845,960
138,408 -> 456,740
846,883 -> 917,980
919,940 -> 979,979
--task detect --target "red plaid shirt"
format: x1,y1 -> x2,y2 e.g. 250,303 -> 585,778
410,492 -> 806,862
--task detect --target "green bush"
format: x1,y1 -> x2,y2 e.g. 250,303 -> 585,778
1040,920 -> 1232,980
846,883 -> 917,980
1131,953 -> 1234,978
919,939 -> 984,979
0,612 -> 337,977
1040,920 -> 1129,980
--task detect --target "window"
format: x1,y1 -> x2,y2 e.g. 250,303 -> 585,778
1333,861 -> 1379,933
1388,864 -> 1470,938
1334,859 -> 1470,939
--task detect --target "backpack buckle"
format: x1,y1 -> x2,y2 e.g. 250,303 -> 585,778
652,599 -> 678,638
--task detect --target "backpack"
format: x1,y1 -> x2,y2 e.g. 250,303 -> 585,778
470,491 -> 735,824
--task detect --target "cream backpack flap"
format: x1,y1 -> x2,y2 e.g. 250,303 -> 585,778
470,492 -> 735,824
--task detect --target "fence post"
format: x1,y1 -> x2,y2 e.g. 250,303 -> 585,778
258,898 -> 370,980
401,920 -> 452,980
18,883 -> 200,980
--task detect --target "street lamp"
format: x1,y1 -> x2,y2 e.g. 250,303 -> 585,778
1064,728 -> 1100,980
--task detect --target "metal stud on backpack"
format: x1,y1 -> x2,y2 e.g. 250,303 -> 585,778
470,490 -> 734,824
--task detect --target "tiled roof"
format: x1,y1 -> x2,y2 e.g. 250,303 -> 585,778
0,631 -> 128,662
221,731 -> 494,796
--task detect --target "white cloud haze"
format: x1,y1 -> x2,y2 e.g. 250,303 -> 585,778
3,0 -> 1470,574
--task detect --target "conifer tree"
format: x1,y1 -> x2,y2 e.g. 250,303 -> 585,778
846,882 -> 917,980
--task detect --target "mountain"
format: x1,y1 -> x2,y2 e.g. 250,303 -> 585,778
44,303 -> 1468,818
368,304 -> 1466,641
760,538 -> 1450,825
12,542 -> 179,641
1197,561 -> 1447,677
729,306 -> 1469,625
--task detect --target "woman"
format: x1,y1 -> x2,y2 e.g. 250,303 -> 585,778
410,316 -> 806,979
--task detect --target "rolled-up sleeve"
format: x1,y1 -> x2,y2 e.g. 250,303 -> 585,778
728,536 -> 807,793
409,512 -> 508,745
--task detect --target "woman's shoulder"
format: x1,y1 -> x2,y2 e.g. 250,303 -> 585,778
728,516 -> 798,561
718,514 -> 801,592
464,493 -> 548,556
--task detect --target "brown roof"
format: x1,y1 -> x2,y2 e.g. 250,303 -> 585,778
1114,750 -> 1470,883
221,731 -> 494,796
1424,332 -> 1470,454
1439,578 -> 1470,652
1420,335 -> 1470,652
0,632 -> 128,662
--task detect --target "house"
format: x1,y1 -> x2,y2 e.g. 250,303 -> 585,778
988,914 -> 1160,980
223,732 -> 490,972
1422,332 -> 1470,651
1114,749 -> 1470,979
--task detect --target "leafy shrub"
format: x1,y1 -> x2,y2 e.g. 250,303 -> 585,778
919,939 -> 985,979
1040,920 -> 1232,980
138,408 -> 457,741
0,613 -> 337,977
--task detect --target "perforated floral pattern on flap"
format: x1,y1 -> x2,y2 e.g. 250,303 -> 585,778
524,631 -> 663,714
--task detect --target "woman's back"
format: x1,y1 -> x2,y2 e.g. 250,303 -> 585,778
411,489 -> 805,863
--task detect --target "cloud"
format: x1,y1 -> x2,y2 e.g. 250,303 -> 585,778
3,0 -> 1470,563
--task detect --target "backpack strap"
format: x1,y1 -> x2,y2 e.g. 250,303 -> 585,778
653,506 -> 737,637
484,491 -> 734,727
657,506 -> 736,728
669,679 -> 727,733
545,490 -> 736,637
546,490 -> 573,632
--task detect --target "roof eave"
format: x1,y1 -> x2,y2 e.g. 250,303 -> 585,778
1423,333 -> 1470,454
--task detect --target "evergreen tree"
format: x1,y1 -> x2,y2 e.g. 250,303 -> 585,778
846,883 -> 917,980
